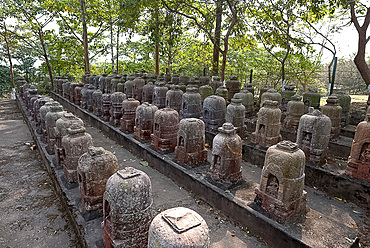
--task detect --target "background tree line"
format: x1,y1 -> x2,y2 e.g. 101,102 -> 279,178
1,0 -> 369,98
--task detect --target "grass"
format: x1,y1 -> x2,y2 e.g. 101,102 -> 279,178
320,95 -> 368,106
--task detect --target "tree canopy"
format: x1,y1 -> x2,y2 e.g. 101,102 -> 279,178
1,0 -> 369,97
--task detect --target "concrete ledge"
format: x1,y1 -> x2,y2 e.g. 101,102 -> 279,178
50,92 -> 369,247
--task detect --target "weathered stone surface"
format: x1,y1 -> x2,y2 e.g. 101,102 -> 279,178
69,83 -> 79,102
134,102 -> 158,140
148,207 -> 210,248
16,76 -> 27,92
261,89 -> 282,108
282,94 -> 304,131
104,74 -> 114,93
255,140 -> 307,221
142,82 -> 155,103
179,75 -> 190,85
81,84 -> 89,109
245,83 -> 254,96
346,116 -> 370,183
199,84 -> 213,103
202,95 -> 226,133
111,74 -> 121,93
93,74 -> 100,89
321,95 -> 342,139
210,76 -> 222,94
54,113 -> 84,166
34,97 -> 52,134
151,108 -> 179,152
234,88 -> 254,117
211,123 -> 242,184
171,74 -> 179,84
92,89 -> 102,116
179,87 -> 202,119
152,82 -> 168,109
39,100 -> 57,141
210,123 -> 242,184
252,100 -> 282,147
45,104 -> 65,151
74,83 -> 84,105
25,86 -> 38,110
132,77 -> 145,101
99,73 -> 108,93
62,81 -> 71,99
333,91 -> 351,127
258,85 -> 270,107
82,73 -> 90,85
62,123 -> 93,182
109,92 -> 127,126
226,98 -> 246,138
103,167 -> 152,248
303,88 -> 321,111
296,108 -> 331,164
124,76 -> 135,98
226,76 -> 241,101
200,76 -> 210,86
29,95 -> 41,116
165,85 -> 183,112
120,98 -> 140,132
101,93 -> 112,122
86,84 -> 96,112
281,84 -> 296,119
175,118 -> 207,165
77,146 -> 118,212
57,76 -> 68,95
215,86 -> 228,103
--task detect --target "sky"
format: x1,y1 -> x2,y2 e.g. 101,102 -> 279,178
321,24 -> 358,63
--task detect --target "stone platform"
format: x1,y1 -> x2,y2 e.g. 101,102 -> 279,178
47,92 -> 369,248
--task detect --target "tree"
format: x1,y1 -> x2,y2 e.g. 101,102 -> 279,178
54,0 -> 113,75
163,0 -> 245,81
350,1 -> 370,86
1,0 -> 56,88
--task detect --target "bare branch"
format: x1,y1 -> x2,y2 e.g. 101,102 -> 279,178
58,14 -> 83,43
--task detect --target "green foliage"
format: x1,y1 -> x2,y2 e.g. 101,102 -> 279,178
0,65 -> 14,98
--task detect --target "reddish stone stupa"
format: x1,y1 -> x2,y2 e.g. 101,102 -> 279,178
62,123 -> 93,182
120,98 -> 140,132
103,167 -> 152,248
151,108 -> 179,152
211,123 -> 242,184
346,115 -> 370,183
77,146 -> 118,212
175,118 -> 207,165
255,140 -> 307,221
148,207 -> 210,248
134,102 -> 158,140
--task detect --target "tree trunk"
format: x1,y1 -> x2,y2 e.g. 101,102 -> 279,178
110,16 -> 114,72
80,0 -> 90,74
3,23 -> 15,95
354,28 -> 370,86
155,43 -> 160,75
116,26 -> 119,72
220,34 -> 229,82
38,28 -> 54,90
168,46 -> 172,74
351,3 -> 370,86
212,0 -> 222,76
154,7 -> 160,75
